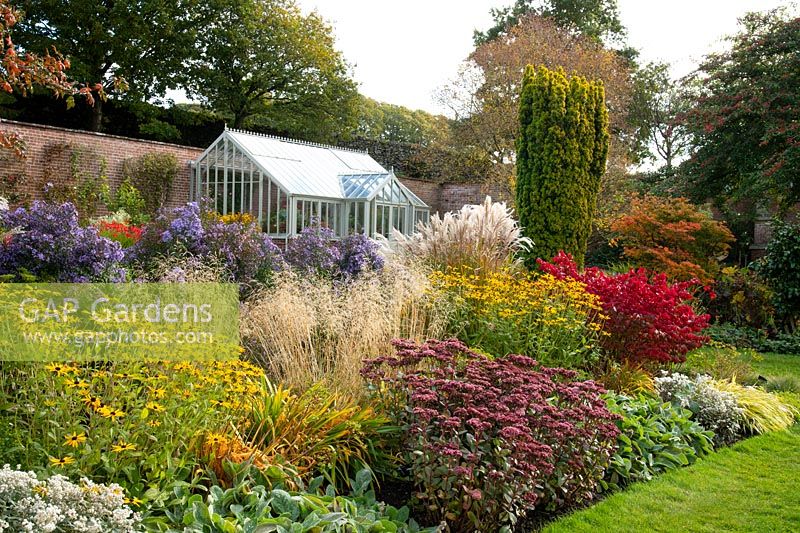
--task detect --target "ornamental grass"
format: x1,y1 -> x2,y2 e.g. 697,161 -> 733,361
241,261 -> 447,397
713,379 -> 797,434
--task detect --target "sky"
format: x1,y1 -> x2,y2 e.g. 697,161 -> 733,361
295,0 -> 796,115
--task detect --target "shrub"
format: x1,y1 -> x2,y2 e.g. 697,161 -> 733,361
704,323 -> 768,350
683,342 -> 758,382
706,266 -> 774,330
0,201 -> 125,282
241,262 -> 446,396
758,219 -> 800,329
604,394 -> 714,489
284,225 -> 384,280
713,380 -> 797,434
539,252 -> 710,365
655,372 -> 744,445
516,65 -> 609,268
102,177 -> 150,225
759,332 -> 800,355
146,468 -> 432,533
0,465 -> 141,532
431,268 -> 603,366
392,197 -> 531,273
122,152 -> 178,216
129,201 -> 282,283
610,195 -> 734,283
362,339 -> 619,531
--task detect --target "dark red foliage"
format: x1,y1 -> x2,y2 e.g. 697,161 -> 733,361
538,252 -> 710,364
362,338 -> 619,531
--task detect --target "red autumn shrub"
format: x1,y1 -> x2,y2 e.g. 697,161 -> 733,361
362,338 -> 619,531
97,221 -> 143,248
538,252 -> 710,364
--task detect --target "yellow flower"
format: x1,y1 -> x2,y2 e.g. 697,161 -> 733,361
147,386 -> 167,399
63,432 -> 87,448
49,456 -> 75,467
145,401 -> 166,413
147,420 -> 161,427
64,377 -> 90,389
205,432 -> 227,445
46,363 -> 76,376
98,406 -> 126,421
111,441 -> 137,453
124,497 -> 144,506
82,395 -> 103,410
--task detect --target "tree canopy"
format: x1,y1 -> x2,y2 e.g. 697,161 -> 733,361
13,0 -> 212,130
682,10 -> 800,211
185,0 -> 357,140
474,0 -> 626,46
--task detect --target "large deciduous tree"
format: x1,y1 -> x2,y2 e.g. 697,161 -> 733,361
682,10 -> 800,211
14,0 -> 211,131
474,0 -> 626,47
516,65 -> 609,266
185,0 -> 357,140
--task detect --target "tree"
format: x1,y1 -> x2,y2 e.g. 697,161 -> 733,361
0,0 -> 98,153
355,96 -> 450,146
13,0 -> 213,131
474,0 -> 626,47
185,0 -> 357,138
516,65 -> 609,266
611,195 -> 734,283
682,10 -> 800,211
438,14 -> 632,205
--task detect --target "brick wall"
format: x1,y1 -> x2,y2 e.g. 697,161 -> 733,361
0,119 -> 499,217
0,119 -> 203,212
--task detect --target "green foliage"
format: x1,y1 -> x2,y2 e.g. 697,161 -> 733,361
145,466 -> 433,533
683,343 -> 759,382
759,332 -> 800,355
474,0 -> 627,46
682,10 -> 800,211
0,359 -> 262,500
758,219 -> 800,329
603,394 -> 714,490
122,152 -> 178,216
707,266 -> 775,330
704,323 -> 768,350
103,177 -> 150,225
245,381 -> 396,491
13,0 -> 214,129
355,95 -> 450,145
185,0 -> 358,138
516,65 -> 609,267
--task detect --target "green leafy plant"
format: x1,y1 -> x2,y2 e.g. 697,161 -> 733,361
122,152 -> 178,216
144,466 -> 433,533
604,394 -> 714,490
707,266 -> 774,330
103,177 -> 150,225
683,342 -> 759,382
758,219 -> 800,330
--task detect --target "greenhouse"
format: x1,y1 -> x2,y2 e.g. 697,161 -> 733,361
191,128 -> 430,239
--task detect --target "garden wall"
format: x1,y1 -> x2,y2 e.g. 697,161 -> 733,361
0,119 -> 503,217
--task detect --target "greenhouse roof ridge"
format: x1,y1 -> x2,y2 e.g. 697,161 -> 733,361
224,126 -> 369,155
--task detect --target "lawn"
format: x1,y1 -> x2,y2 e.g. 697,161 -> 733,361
543,351 -> 800,533
751,352 -> 800,381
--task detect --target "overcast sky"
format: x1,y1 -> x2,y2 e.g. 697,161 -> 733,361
295,0 -> 796,114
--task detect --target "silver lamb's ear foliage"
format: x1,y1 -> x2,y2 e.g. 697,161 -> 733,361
393,196 -> 532,273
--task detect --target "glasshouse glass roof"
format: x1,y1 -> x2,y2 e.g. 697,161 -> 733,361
214,129 -> 391,199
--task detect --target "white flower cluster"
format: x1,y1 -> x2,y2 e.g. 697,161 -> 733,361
0,465 -> 142,532
655,372 -> 744,445
0,196 -> 8,211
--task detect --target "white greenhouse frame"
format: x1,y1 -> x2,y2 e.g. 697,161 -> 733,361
191,128 -> 430,239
